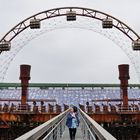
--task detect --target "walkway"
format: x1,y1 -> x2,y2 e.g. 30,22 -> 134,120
61,126 -> 84,140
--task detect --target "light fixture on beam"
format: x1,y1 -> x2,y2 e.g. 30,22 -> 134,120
0,41 -> 11,51
30,19 -> 40,29
66,10 -> 76,21
102,18 -> 113,28
132,39 -> 140,50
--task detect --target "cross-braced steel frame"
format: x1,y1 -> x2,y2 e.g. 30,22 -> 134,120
0,7 -> 140,82
0,7 -> 139,43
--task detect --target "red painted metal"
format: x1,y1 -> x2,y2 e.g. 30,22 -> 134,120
19,65 -> 31,107
0,64 -> 140,139
118,64 -> 130,108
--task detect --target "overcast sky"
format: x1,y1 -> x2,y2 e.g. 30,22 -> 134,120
0,0 -> 140,84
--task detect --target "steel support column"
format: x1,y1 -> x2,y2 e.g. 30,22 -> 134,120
118,64 -> 130,108
19,65 -> 31,106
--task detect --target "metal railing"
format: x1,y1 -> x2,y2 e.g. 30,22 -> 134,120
117,105 -> 139,113
16,108 -> 117,140
15,109 -> 69,140
42,115 -> 66,140
79,109 -> 117,140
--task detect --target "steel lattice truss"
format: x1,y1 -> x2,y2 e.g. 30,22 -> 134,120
0,7 -> 140,82
0,7 -> 139,42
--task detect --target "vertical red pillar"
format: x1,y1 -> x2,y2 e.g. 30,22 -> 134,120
20,65 -> 31,105
118,64 -> 130,108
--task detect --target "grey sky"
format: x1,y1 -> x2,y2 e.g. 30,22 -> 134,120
0,0 -> 140,83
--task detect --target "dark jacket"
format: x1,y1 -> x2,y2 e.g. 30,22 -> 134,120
66,112 -> 80,128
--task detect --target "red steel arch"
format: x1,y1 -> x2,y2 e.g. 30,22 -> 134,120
0,7 -> 139,44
